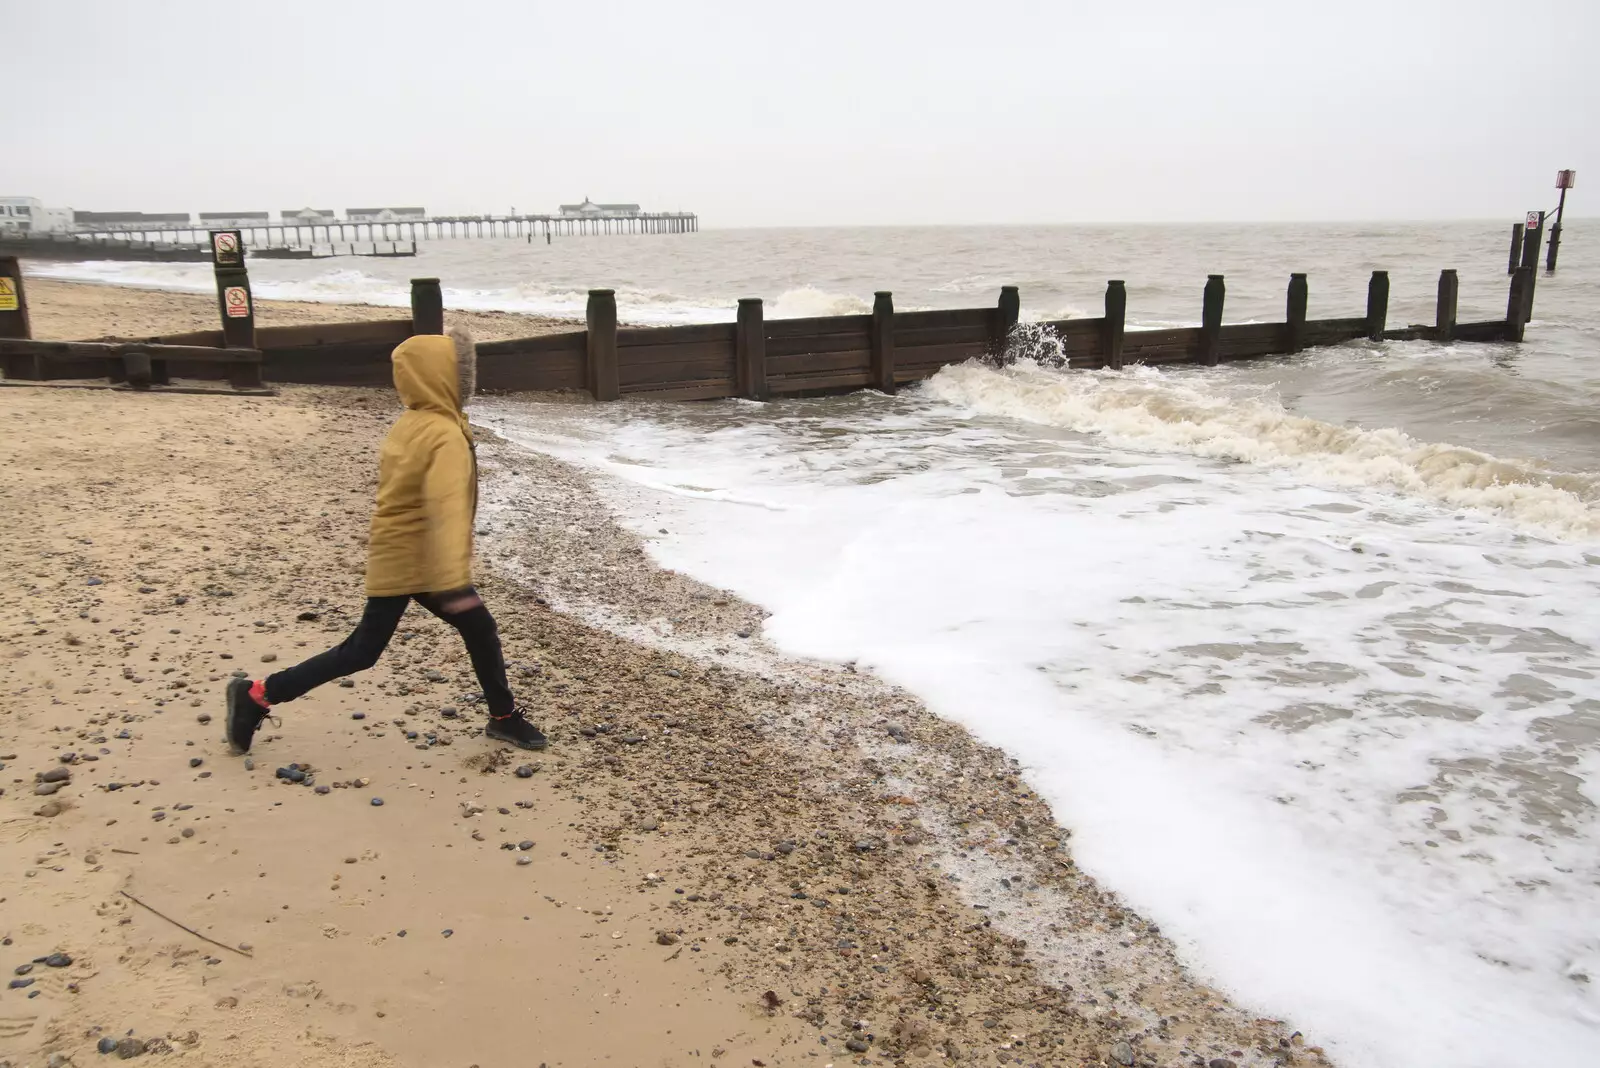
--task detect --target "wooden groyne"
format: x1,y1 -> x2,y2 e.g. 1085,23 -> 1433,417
0,248 -> 1532,400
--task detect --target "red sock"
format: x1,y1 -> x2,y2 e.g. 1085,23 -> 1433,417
249,680 -> 271,708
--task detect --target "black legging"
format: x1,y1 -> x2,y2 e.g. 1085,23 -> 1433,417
262,587 -> 515,717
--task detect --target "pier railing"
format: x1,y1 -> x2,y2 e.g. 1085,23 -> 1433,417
0,254 -> 1534,398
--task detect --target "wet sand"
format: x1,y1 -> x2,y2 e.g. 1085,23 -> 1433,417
0,280 -> 1330,1067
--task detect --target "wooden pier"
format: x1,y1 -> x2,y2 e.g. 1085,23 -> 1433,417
0,249 -> 1527,402
44,211 -> 699,251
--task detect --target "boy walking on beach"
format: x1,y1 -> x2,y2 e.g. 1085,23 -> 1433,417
223,328 -> 548,754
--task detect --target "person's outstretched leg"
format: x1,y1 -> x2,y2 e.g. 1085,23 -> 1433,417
224,596 -> 408,753
416,587 -> 547,751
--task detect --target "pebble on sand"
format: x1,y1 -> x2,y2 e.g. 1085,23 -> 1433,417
370,797 -> 384,806
514,764 -> 535,778
98,1036 -> 118,1054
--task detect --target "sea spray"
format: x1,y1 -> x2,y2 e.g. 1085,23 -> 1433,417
926,337 -> 1600,539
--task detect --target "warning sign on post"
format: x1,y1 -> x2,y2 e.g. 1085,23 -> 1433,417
210,230 -> 244,268
224,286 -> 250,318
0,277 -> 17,312
1526,211 -> 1542,230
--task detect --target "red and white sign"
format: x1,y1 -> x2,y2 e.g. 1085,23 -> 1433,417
224,286 -> 250,318
1526,211 -> 1541,230
213,232 -> 238,255
1556,169 -> 1577,190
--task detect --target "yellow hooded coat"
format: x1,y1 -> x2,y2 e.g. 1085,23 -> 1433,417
365,333 -> 477,597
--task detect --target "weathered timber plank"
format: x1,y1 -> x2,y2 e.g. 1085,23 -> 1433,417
622,381 -> 737,401
894,323 -> 996,347
256,319 -> 412,349
619,355 -> 738,387
618,323 -> 737,346
766,350 -> 872,377
617,339 -> 738,366
478,352 -> 586,392
892,309 -> 993,330
1040,318 -> 1104,338
765,332 -> 873,359
476,331 -> 588,357
764,314 -> 874,339
767,370 -> 874,394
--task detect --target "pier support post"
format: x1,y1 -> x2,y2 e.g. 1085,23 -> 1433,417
586,289 -> 619,402
0,255 -> 36,379
1103,281 -> 1126,370
1506,266 -> 1532,342
993,285 -> 1020,361
410,277 -> 444,335
1285,273 -> 1308,354
1199,274 -> 1224,365
736,298 -> 768,401
870,291 -> 896,393
1508,224 -> 1523,274
1365,271 -> 1389,340
1435,269 -> 1458,343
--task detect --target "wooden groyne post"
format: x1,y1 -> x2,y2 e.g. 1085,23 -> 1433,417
736,298 -> 767,400
1103,281 -> 1126,370
411,277 -> 444,335
585,289 -> 619,402
0,256 -> 30,341
992,286 -> 1020,361
210,229 -> 259,389
1200,275 -> 1224,365
1507,224 -> 1524,275
0,255 -> 35,379
1365,271 -> 1389,340
870,291 -> 896,394
1506,266 -> 1533,342
1285,274 -> 1309,354
1435,270 -> 1458,343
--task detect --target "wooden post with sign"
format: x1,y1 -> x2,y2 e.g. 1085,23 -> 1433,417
410,277 -> 444,335
1435,269 -> 1458,343
1199,275 -> 1224,365
1547,170 -> 1575,273
1520,212 -> 1544,271
735,298 -> 767,401
0,256 -> 37,380
1103,281 -> 1126,370
1507,224 -> 1524,275
209,229 -> 259,388
585,289 -> 619,402
1285,274 -> 1308,354
1365,270 -> 1389,340
869,291 -> 896,393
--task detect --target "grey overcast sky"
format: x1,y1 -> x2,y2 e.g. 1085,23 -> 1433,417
4,0 -> 1594,226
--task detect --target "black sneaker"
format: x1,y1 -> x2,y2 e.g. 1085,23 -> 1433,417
485,711 -> 548,751
225,677 -> 269,754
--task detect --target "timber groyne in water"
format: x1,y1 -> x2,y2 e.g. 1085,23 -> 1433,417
0,242 -> 1535,398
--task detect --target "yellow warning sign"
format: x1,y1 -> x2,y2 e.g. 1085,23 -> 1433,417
0,277 -> 17,313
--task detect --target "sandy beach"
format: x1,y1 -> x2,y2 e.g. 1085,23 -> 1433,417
0,280 -> 1325,1067
20,278 -> 581,343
